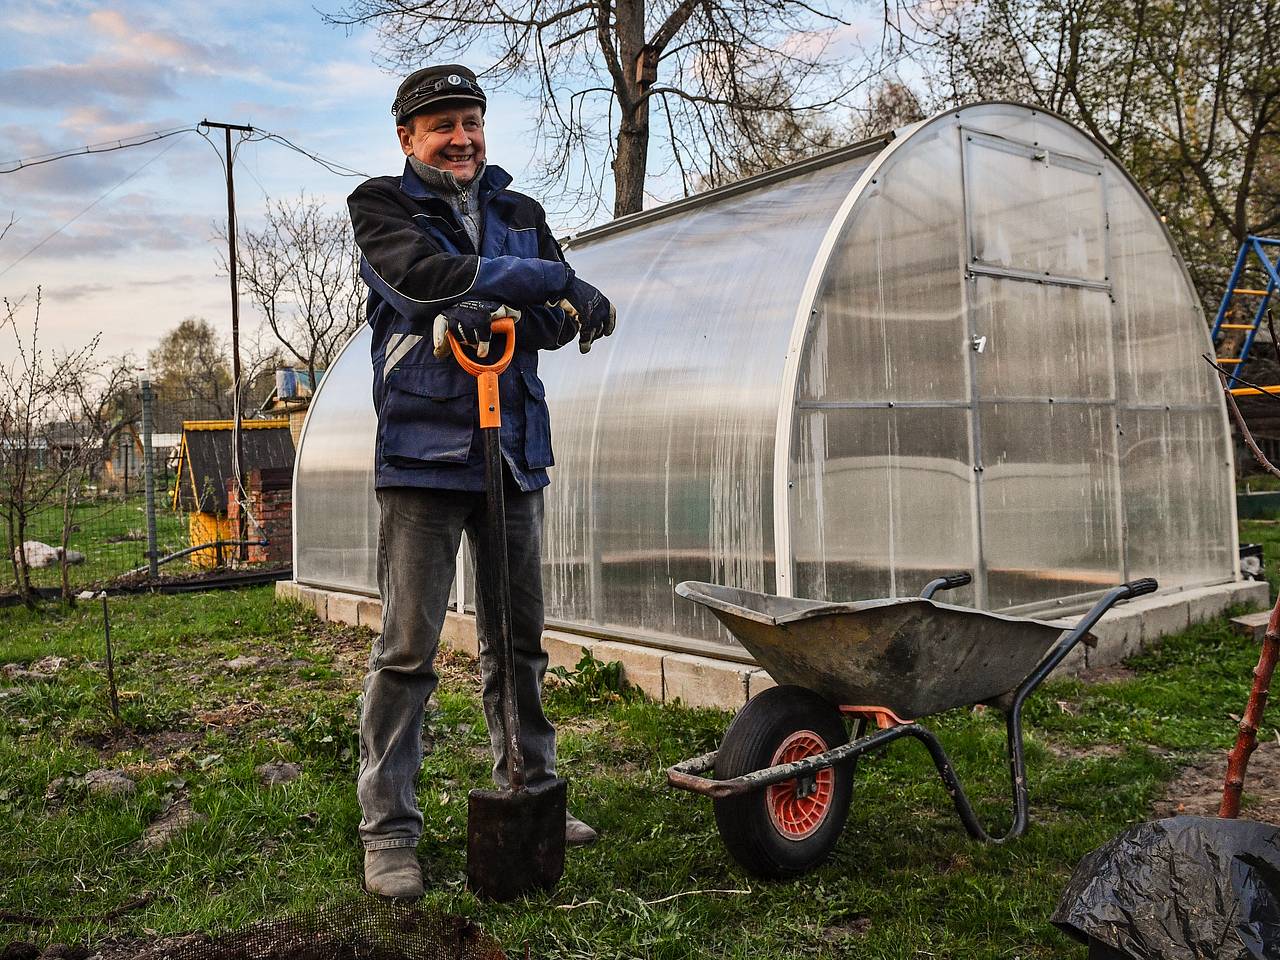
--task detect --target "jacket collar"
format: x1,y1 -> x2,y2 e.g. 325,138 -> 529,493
399,159 -> 513,202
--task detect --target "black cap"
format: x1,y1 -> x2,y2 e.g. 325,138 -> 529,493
392,65 -> 486,123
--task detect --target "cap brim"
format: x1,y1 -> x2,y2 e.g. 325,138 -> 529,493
398,93 -> 486,121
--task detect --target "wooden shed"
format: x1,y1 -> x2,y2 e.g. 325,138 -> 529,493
172,419 -> 295,566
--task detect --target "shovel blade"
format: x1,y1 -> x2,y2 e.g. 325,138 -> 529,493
467,777 -> 567,902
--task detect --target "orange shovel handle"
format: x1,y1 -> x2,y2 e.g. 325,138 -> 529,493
446,317 -> 516,429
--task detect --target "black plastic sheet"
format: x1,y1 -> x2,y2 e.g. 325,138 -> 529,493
1053,816 -> 1280,959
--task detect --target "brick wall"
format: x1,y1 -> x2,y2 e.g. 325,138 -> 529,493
226,467 -> 293,564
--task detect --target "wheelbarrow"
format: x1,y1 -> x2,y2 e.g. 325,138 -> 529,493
666,573 -> 1158,878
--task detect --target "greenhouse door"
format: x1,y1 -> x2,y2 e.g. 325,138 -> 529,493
962,129 -> 1124,611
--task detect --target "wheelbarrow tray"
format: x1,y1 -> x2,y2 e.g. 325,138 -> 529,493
675,581 -> 1068,719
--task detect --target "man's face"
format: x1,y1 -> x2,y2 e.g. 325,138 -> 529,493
397,104 -> 486,183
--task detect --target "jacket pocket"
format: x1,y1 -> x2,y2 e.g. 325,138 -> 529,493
521,368 -> 554,470
381,363 -> 476,465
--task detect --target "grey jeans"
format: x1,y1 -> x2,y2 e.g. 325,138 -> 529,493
357,481 -> 556,850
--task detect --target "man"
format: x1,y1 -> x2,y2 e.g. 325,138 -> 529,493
347,64 -> 615,899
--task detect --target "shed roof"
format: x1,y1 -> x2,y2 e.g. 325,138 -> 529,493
173,419 -> 294,514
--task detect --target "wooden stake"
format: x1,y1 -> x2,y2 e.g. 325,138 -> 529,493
1220,595 -> 1280,818
102,594 -> 120,724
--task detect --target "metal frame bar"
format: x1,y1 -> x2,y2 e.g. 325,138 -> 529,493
1210,235 -> 1280,370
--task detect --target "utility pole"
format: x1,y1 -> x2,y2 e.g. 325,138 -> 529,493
201,120 -> 253,563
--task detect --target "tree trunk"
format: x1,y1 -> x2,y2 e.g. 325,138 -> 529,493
1220,596 -> 1280,818
614,117 -> 650,217
611,0 -> 649,217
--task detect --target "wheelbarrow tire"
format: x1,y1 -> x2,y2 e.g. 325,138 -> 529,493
713,685 -> 852,879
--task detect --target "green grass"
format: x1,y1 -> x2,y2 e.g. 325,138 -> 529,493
0,586 -> 1274,958
11,490 -> 193,591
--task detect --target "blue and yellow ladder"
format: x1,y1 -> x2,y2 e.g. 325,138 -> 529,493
1211,235 -> 1280,396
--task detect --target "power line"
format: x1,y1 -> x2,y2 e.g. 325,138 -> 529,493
0,135 -> 186,279
0,127 -> 196,174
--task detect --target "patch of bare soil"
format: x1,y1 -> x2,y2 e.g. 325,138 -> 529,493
1153,740 -> 1280,824
1043,741 -> 1128,762
74,727 -> 204,763
1077,662 -> 1137,684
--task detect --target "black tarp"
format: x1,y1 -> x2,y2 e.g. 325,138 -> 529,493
1053,816 -> 1280,959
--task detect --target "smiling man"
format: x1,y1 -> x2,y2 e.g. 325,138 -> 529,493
346,65 -> 616,899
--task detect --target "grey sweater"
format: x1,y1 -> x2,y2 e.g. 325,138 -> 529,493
408,156 -> 485,251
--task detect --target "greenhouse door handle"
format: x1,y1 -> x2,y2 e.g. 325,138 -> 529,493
971,335 -> 988,353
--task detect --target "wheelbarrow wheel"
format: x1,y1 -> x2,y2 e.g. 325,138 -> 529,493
713,685 -> 852,879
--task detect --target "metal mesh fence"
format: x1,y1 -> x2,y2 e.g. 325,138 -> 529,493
3,381 -> 293,597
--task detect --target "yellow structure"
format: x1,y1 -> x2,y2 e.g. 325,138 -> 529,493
172,419 -> 294,568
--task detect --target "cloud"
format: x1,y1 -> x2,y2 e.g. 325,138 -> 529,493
0,60 -> 179,110
87,9 -> 247,74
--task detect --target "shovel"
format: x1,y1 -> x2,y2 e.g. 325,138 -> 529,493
446,316 -> 568,902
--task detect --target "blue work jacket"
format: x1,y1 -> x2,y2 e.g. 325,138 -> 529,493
349,161 -> 579,492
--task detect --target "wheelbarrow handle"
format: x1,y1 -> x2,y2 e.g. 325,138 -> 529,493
920,571 -> 972,600
446,316 -> 517,429
1119,577 -> 1158,600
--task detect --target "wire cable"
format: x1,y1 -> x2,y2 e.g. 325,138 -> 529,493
0,127 -> 196,174
0,134 -> 187,279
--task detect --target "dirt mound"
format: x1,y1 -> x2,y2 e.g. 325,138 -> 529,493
1153,740 -> 1280,824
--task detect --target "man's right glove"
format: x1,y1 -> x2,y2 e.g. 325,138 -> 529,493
557,273 -> 617,354
432,300 -> 520,359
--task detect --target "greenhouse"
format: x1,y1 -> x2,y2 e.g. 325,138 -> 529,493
292,101 -> 1238,657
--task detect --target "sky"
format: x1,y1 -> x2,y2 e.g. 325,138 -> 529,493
0,1 -> 579,367
0,1 -> 877,369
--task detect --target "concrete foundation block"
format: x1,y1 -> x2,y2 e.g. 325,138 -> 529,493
1182,585 -> 1231,627
293,585 -> 328,620
1039,618 -> 1089,678
541,630 -> 594,673
1227,579 -> 1270,611
747,669 -> 777,699
441,611 -> 479,658
274,580 -> 300,603
1086,608 -> 1143,669
357,598 -> 383,633
593,639 -> 664,700
327,592 -> 362,627
662,652 -> 750,710
1133,596 -> 1190,647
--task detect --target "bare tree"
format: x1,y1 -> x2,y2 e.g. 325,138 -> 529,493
228,193 -> 364,392
324,0 -> 873,217
148,317 -> 233,426
889,0 -> 1280,308
0,290 -> 102,604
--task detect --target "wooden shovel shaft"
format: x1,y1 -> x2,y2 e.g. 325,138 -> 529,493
1220,595 -> 1280,818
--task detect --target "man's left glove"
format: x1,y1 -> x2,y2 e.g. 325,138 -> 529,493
432,300 -> 521,359
556,273 -> 617,354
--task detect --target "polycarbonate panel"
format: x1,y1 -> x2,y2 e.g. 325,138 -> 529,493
293,102 -> 1237,655
791,406 -> 976,605
540,155 -> 874,645
966,132 -> 1106,282
1109,175 -> 1220,406
970,277 -> 1114,400
799,122 -> 968,403
292,326 -> 382,597
1120,407 -> 1235,590
978,401 -> 1122,609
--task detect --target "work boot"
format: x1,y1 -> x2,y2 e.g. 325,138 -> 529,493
363,847 -> 424,899
566,811 -> 598,847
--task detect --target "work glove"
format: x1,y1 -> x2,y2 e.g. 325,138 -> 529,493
556,272 -> 616,354
432,300 -> 521,359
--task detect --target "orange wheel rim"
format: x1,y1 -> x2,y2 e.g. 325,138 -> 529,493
766,729 -> 834,840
